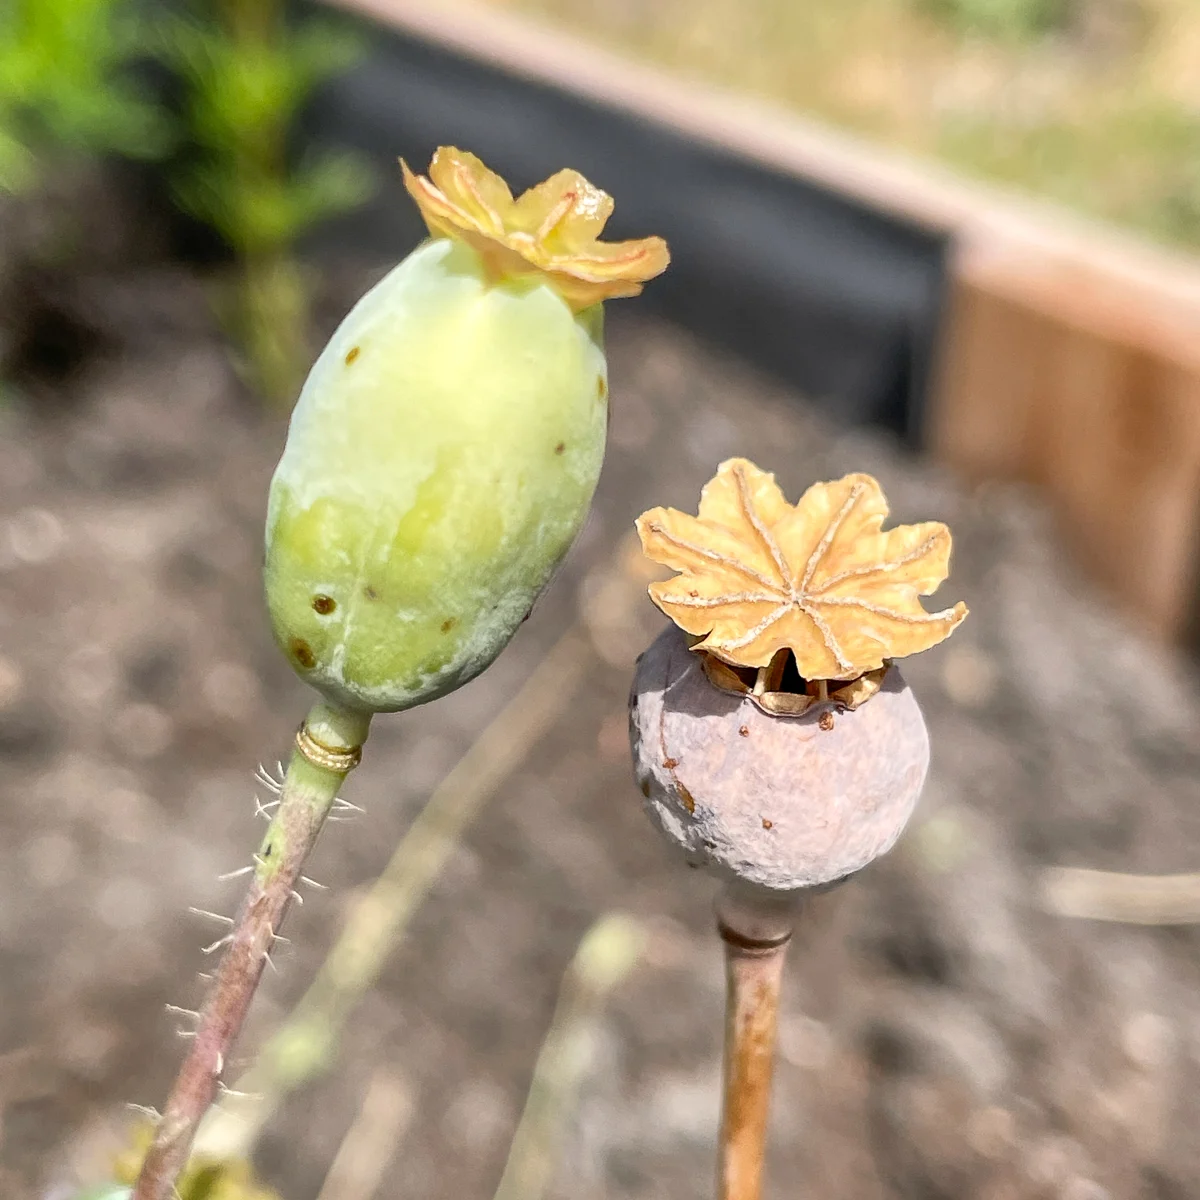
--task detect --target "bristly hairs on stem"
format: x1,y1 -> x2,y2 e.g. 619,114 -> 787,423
130,700 -> 371,1200
196,627 -> 590,1161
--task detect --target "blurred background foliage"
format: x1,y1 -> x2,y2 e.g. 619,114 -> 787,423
3,0 -> 1196,405
158,0 -> 374,405
482,0 -> 1200,249
0,0 -> 373,407
0,0 -> 170,194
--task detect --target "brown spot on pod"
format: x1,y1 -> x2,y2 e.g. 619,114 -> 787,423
344,345 -> 361,365
678,782 -> 696,814
597,376 -> 607,400
363,584 -> 378,601
762,818 -> 773,830
554,442 -> 566,455
819,710 -> 835,731
312,594 -> 336,615
289,638 -> 316,670
440,617 -> 457,633
739,725 -> 750,737
663,757 -> 678,770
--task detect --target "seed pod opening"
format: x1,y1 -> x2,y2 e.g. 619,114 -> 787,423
629,459 -> 966,890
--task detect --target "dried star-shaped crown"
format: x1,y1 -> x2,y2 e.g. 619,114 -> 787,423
401,146 -> 670,312
636,459 -> 968,681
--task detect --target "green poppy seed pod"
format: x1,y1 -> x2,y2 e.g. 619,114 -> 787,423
264,148 -> 668,712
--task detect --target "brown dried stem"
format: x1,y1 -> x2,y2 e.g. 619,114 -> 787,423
131,701 -> 371,1200
315,1068 -> 413,1200
1040,867 -> 1200,925
715,883 -> 799,1200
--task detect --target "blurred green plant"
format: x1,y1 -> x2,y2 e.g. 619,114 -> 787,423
938,96 -> 1200,249
160,0 -> 375,407
918,0 -> 1068,40
67,1131 -> 281,1200
0,0 -> 170,194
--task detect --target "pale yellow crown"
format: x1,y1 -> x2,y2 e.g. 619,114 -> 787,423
402,147 -> 669,312
637,458 -> 968,681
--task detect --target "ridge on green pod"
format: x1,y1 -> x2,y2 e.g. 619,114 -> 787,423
265,148 -> 668,712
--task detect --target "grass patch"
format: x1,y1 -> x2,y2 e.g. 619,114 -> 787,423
480,0 -> 1200,249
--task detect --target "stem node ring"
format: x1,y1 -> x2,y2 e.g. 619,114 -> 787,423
295,723 -> 362,773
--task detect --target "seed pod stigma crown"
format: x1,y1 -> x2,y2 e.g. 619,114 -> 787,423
635,458 -> 968,682
401,147 -> 670,311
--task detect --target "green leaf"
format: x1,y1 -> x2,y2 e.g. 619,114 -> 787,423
0,0 -> 173,164
286,151 -> 377,229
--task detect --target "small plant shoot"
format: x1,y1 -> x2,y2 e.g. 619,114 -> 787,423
0,0 -> 170,194
161,0 -> 375,405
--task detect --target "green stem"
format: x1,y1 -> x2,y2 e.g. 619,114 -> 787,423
196,628 -> 590,1159
130,701 -> 371,1200
238,251 -> 310,408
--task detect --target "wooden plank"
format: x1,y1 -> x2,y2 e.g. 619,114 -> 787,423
931,280 -> 1200,635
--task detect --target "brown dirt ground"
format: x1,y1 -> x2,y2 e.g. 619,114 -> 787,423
3,257 -> 1200,1200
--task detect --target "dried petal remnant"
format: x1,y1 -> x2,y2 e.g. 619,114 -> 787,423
401,147 -> 669,311
636,459 -> 967,680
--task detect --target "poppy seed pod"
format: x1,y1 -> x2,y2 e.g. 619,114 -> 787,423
629,458 -> 965,892
264,148 -> 668,713
629,459 -> 965,1200
630,623 -> 929,890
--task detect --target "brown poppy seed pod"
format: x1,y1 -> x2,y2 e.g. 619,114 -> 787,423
630,623 -> 930,891
629,460 -> 962,1200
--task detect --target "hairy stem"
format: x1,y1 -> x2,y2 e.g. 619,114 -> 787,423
715,883 -> 799,1200
197,628 -> 589,1159
131,700 -> 371,1200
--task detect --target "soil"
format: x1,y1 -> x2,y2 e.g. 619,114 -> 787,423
2,246 -> 1200,1200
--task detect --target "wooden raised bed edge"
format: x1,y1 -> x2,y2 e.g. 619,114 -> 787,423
321,0 -> 1200,645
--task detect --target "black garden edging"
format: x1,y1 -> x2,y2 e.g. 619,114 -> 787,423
300,3 -> 950,443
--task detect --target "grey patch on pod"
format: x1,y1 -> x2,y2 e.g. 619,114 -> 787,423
629,624 -> 929,891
